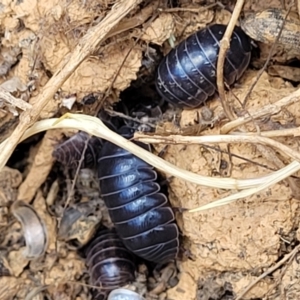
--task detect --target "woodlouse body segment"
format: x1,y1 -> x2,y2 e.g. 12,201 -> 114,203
156,24 -> 252,108
98,127 -> 179,264
53,131 -> 102,169
85,229 -> 136,300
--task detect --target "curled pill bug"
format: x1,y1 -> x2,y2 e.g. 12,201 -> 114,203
85,229 -> 136,300
155,24 -> 252,109
98,126 -> 179,265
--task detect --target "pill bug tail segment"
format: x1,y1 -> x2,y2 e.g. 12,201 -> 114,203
84,229 -> 136,300
98,125 -> 180,265
155,24 -> 252,109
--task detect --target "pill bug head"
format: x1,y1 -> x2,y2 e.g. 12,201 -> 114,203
155,24 -> 252,109
84,229 -> 136,300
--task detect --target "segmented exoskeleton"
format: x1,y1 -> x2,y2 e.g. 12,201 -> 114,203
97,126 -> 179,264
53,131 -> 102,169
85,229 -> 136,300
156,24 -> 252,108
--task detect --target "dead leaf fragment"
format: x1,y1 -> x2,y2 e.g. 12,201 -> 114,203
241,9 -> 300,51
268,65 -> 300,82
18,130 -> 63,203
167,271 -> 196,300
0,166 -> 22,206
0,276 -> 23,300
7,248 -> 29,276
62,46 -> 142,97
140,13 -> 175,45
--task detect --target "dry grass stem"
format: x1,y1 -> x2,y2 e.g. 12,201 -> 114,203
188,160 -> 300,212
134,133 -> 300,162
231,126 -> 300,137
13,114 -> 300,192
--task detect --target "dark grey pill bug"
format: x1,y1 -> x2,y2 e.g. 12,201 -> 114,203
98,126 -> 180,265
84,229 -> 136,300
155,24 -> 252,109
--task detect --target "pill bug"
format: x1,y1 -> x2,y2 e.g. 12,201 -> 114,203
97,126 -> 179,265
85,229 -> 136,300
53,131 -> 102,169
155,24 -> 252,108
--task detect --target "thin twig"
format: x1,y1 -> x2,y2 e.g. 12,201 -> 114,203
202,144 -> 279,172
0,88 -> 32,111
0,0 -> 143,170
16,115 -> 300,190
100,7 -> 159,107
216,0 -> 244,121
235,244 -> 300,300
133,133 -> 300,163
231,126 -> 300,137
158,2 -> 223,13
105,109 -> 156,128
63,135 -> 91,211
221,86 -> 300,133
